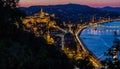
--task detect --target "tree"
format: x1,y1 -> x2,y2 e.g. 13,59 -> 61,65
0,1 -> 74,69
103,38 -> 120,69
75,58 -> 94,69
2,0 -> 19,8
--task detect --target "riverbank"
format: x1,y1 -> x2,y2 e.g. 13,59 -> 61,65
73,20 -> 120,67
80,20 -> 120,60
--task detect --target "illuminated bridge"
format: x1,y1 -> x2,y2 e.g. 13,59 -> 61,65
98,25 -> 120,28
54,18 -> 120,68
72,18 -> 120,68
20,9 -> 120,68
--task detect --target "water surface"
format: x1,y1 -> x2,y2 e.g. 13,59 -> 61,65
80,21 -> 120,60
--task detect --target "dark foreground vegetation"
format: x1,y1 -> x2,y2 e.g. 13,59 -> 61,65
0,0 -> 74,69
0,0 -> 95,69
1,0 -> 120,69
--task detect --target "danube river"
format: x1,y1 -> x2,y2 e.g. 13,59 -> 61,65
80,21 -> 120,60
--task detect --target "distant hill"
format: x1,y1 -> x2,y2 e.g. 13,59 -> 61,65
20,4 -> 120,24
20,4 -> 98,16
98,6 -> 120,13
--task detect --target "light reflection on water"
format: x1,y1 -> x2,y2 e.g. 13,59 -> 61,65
80,21 -> 120,60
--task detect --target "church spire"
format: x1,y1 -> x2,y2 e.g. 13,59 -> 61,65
40,8 -> 45,18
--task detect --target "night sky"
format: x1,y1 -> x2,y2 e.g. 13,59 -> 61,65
19,0 -> 120,7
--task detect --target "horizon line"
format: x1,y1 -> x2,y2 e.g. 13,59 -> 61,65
19,3 -> 120,8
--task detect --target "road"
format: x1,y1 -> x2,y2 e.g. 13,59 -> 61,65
74,18 -> 120,67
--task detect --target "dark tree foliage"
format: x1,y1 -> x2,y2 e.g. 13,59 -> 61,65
102,38 -> 120,69
1,0 -> 19,8
75,57 -> 94,69
0,0 -> 26,36
0,0 -> 74,69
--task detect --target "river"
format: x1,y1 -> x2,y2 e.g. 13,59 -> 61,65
80,21 -> 120,60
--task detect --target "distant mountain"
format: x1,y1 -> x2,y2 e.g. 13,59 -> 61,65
98,6 -> 120,13
20,4 -> 97,16
19,4 -> 120,24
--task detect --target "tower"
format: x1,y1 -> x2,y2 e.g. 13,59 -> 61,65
91,16 -> 95,23
40,9 -> 45,18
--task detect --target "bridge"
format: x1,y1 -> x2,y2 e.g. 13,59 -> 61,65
74,24 -> 102,67
74,18 -> 120,67
55,21 -> 104,67
54,18 -> 120,68
98,25 -> 120,28
20,9 -> 120,68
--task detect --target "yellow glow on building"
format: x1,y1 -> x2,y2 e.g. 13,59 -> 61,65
48,21 -> 56,28
30,18 -> 35,23
68,53 -> 74,59
64,47 -> 101,68
40,9 -> 45,18
26,24 -> 31,28
45,33 -> 55,44
20,9 -> 57,38
50,14 -> 55,18
33,27 -> 37,31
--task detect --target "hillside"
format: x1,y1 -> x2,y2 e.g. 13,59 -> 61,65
20,4 -> 120,24
99,6 -> 120,13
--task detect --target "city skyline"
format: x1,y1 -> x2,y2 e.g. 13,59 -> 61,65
19,0 -> 120,7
